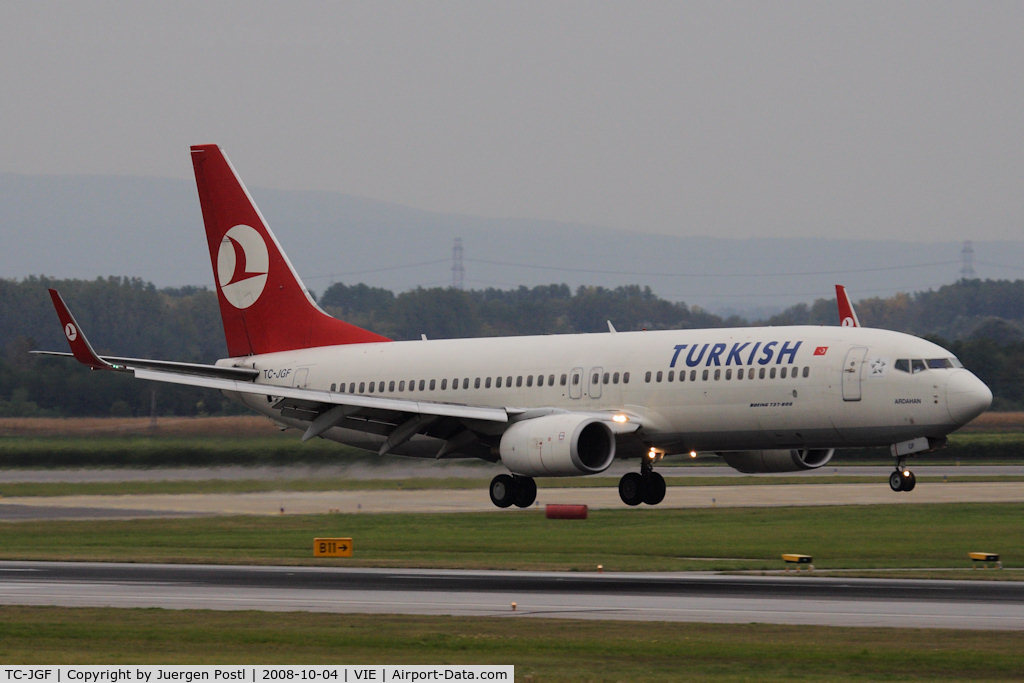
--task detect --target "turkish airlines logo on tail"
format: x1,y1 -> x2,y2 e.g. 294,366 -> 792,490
217,224 -> 269,309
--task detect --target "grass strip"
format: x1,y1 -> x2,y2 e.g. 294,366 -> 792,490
2,475 -> 1023,497
0,606 -> 1021,679
0,504 -> 1019,573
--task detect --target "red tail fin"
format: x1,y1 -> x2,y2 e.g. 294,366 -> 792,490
835,284 -> 861,327
190,144 -> 390,357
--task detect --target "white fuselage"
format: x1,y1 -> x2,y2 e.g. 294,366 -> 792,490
222,325 -> 991,461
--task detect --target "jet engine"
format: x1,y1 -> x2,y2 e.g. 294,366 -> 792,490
719,448 -> 835,473
499,414 -> 616,476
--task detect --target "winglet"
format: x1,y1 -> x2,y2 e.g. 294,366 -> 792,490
835,285 -> 861,327
46,289 -> 116,370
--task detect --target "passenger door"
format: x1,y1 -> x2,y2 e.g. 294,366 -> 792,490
842,347 -> 867,401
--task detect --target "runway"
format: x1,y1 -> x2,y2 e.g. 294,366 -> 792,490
2,480 -> 1023,520
1,561 -> 1022,630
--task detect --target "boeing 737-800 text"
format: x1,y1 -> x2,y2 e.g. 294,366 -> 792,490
37,145 -> 993,507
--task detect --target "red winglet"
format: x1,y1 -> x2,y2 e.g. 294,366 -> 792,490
835,284 -> 861,328
47,289 -> 115,370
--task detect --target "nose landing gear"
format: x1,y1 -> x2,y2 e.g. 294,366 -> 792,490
889,461 -> 916,492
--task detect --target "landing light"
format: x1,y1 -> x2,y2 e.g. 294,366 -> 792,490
689,451 -> 698,459
612,414 -> 629,423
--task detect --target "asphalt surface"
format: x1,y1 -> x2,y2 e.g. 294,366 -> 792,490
1,561 -> 1022,630
2,480 -> 1022,520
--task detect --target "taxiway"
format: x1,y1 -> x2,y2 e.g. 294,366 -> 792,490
1,561 -> 1021,630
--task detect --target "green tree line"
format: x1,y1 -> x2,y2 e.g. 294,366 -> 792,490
3,276 -> 1023,416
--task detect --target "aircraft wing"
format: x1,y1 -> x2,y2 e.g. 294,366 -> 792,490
37,289 -> 644,458
37,289 -> 649,459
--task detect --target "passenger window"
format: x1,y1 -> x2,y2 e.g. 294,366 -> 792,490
388,381 -> 395,392
496,377 -> 503,388
714,369 -> 721,381
463,378 -> 470,389
378,382 -> 385,392
911,359 -> 926,374
770,367 -> 777,379
537,375 -> 544,387
358,382 -> 365,393
549,374 -> 555,386
613,371 -> 620,384
802,366 -> 809,378
603,372 -> 610,384
690,370 -> 696,382
748,368 -> 755,379
725,369 -> 732,380
572,374 -> 580,386
561,374 -> 568,386
759,368 -> 765,379
441,379 -> 447,390
645,371 -> 652,383
656,371 -> 663,382
429,379 -> 436,390
474,378 -> 481,389
780,367 -> 787,379
368,382 -> 375,393
527,375 -> 534,387
330,383 -> 336,392
667,370 -> 674,382
398,380 -> 405,391
516,376 -> 523,387
623,372 -> 630,383
506,376 -> 513,386
702,369 -> 709,381
485,377 -> 492,389
592,373 -> 600,385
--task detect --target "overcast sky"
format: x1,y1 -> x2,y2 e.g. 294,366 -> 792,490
2,1 -> 1022,242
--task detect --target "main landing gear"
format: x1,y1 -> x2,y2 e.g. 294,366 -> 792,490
889,460 -> 917,492
618,449 -> 666,506
489,474 -> 537,508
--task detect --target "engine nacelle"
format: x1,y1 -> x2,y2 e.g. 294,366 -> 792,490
499,414 -> 616,477
720,448 -> 835,473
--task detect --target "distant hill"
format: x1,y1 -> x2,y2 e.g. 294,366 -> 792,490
3,172 -> 1023,315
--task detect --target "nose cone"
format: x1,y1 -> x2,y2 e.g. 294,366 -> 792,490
946,370 -> 992,425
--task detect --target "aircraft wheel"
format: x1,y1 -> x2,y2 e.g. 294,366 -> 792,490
513,476 -> 537,508
642,471 -> 666,505
489,474 -> 516,508
902,471 -> 916,492
888,470 -> 904,492
618,472 -> 644,506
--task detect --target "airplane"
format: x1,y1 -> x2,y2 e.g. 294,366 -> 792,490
36,144 -> 993,506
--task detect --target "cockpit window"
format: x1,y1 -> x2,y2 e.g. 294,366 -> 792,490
896,357 -> 960,373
